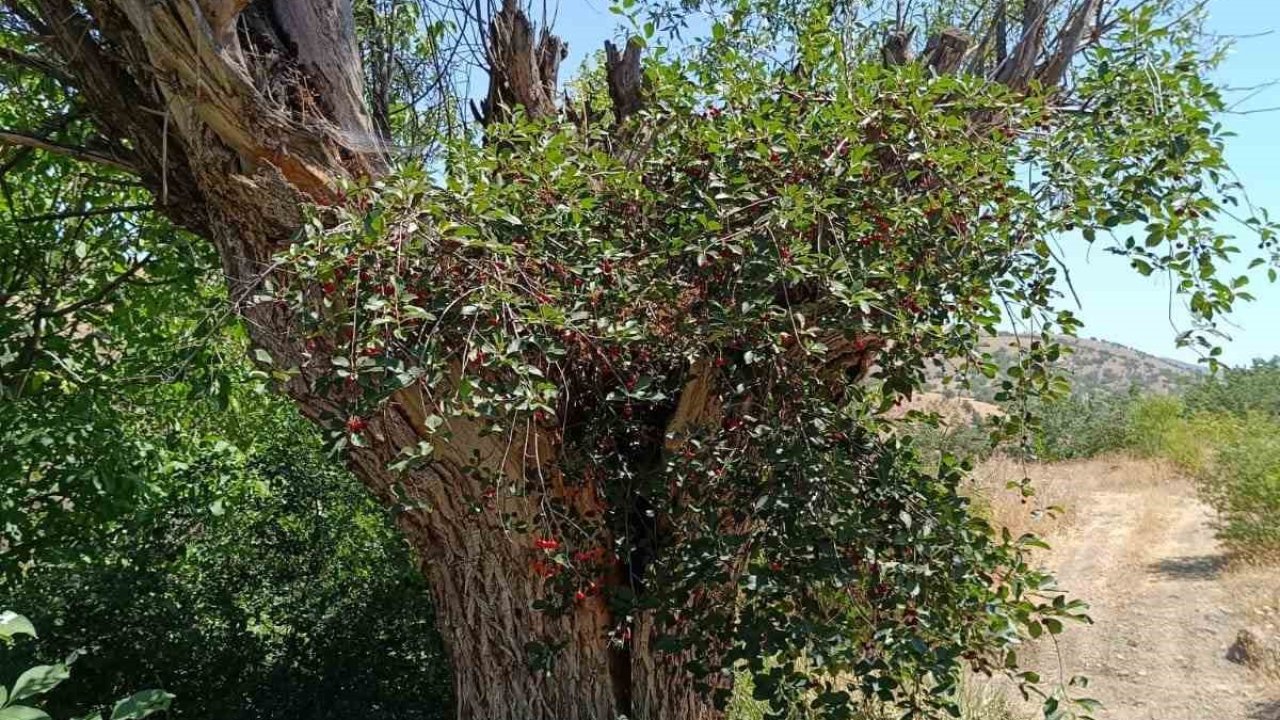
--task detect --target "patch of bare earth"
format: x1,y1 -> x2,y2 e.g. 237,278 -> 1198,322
967,456 -> 1280,720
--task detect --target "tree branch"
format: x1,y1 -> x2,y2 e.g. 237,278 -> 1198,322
0,129 -> 136,172
923,28 -> 972,74
49,257 -> 152,317
0,46 -> 75,85
482,0 -> 565,123
1037,0 -> 1099,88
604,38 -> 644,125
13,203 -> 154,224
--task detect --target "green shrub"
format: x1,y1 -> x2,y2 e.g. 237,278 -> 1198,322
1199,414 -> 1280,555
1120,364 -> 1280,557
1,611 -> 172,720
1185,357 -> 1280,419
1123,395 -> 1186,461
909,418 -> 995,466
0,406 -> 452,720
1031,392 -> 1135,461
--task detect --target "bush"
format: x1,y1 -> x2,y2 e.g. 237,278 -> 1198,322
909,417 -> 995,466
1185,357 -> 1280,419
1,610 -> 173,720
0,405 -> 452,720
1031,392 -> 1136,461
1120,363 -> 1280,557
1200,414 -> 1280,555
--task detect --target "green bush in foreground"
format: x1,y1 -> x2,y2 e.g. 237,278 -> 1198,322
1,398 -> 451,720
1,610 -> 172,720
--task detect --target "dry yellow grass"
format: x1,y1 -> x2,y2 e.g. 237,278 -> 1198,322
965,453 -> 1181,541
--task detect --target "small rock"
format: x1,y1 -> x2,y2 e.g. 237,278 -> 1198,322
1227,626 -> 1280,676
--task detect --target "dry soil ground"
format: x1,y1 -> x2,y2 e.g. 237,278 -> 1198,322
971,457 -> 1280,720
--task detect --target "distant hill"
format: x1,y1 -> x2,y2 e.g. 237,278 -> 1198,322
925,334 -> 1203,402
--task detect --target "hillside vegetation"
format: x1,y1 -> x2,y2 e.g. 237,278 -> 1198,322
927,334 -> 1204,401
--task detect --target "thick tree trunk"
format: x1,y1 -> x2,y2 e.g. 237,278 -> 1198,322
198,149 -> 721,720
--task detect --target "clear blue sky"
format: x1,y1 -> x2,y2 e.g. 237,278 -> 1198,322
482,0 -> 1280,366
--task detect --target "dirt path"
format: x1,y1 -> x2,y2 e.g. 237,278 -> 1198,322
1013,467 -> 1278,720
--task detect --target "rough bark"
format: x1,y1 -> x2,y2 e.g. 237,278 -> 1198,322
481,0 -> 566,124
342,405 -> 624,720
604,38 -> 644,124
923,28 -> 972,75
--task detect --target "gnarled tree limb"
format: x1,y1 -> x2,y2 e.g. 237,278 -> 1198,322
605,38 -> 644,124
0,46 -> 74,84
482,0 -> 565,123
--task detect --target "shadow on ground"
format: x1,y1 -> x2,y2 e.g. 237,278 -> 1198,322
1250,699 -> 1280,720
1149,554 -> 1227,580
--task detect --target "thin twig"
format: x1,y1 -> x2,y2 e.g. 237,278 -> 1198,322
0,130 -> 135,172
49,258 -> 152,317
14,203 -> 154,223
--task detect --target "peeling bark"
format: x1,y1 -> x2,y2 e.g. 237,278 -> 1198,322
482,0 -> 565,123
923,28 -> 972,75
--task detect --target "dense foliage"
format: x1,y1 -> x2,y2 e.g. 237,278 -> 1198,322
1,403 -> 450,720
1185,357 -> 1280,419
1124,364 -> 1280,557
0,94 -> 449,717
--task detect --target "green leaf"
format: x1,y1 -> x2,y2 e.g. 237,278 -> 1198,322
10,665 -> 68,702
0,707 -> 51,720
110,690 -> 174,720
0,613 -> 36,640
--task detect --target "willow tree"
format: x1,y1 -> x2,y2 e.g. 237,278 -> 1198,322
1,0 -> 1274,717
